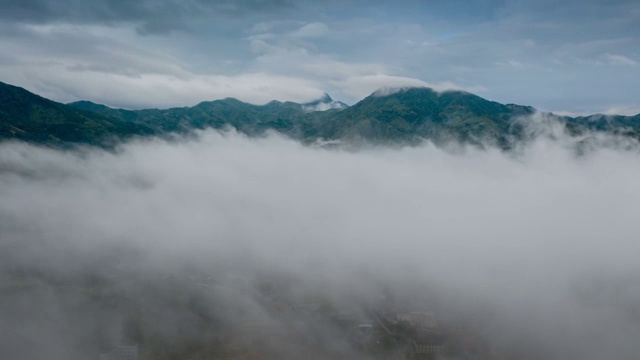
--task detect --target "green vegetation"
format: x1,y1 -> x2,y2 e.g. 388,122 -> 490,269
1,81 -> 638,147
0,82 -> 153,146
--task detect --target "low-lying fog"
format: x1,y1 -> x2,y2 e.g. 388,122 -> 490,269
1,123 -> 639,359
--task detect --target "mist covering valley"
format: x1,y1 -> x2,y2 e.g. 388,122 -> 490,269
1,115 -> 640,359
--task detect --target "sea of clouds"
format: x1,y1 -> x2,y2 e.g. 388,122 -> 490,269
1,124 -> 639,359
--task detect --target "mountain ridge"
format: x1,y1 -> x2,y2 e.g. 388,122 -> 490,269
1,80 -> 638,148
0,81 -> 153,145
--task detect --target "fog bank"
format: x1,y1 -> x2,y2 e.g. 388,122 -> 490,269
1,129 -> 639,359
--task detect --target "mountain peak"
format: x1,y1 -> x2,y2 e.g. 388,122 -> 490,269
319,92 -> 333,103
369,86 -> 475,99
302,93 -> 348,112
370,86 -> 429,97
303,93 -> 334,106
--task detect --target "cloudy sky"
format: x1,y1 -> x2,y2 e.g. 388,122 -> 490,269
0,0 -> 638,114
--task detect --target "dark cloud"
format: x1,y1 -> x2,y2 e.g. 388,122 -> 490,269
0,0 -> 296,34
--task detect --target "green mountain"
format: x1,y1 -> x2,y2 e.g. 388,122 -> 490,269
307,87 -> 537,147
65,88 -> 544,148
68,97 -> 340,139
0,82 -> 153,146
1,81 -> 638,148
567,113 -> 640,140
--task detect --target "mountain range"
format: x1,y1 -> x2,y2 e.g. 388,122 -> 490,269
1,80 -> 638,148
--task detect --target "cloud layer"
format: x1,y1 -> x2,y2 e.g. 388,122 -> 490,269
1,127 -> 639,358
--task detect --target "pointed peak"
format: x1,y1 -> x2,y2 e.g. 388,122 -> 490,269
303,92 -> 334,106
302,93 -> 348,112
319,92 -> 333,103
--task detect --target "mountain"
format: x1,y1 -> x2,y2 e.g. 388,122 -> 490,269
302,93 -> 349,112
567,113 -> 640,139
69,96 -> 342,138
308,87 -> 537,147
0,82 -> 153,146
1,81 -> 639,148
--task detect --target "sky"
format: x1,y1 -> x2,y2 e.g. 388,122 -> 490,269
0,0 -> 638,114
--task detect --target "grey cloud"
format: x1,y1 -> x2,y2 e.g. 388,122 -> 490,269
1,0 -> 639,113
0,0 -> 296,34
